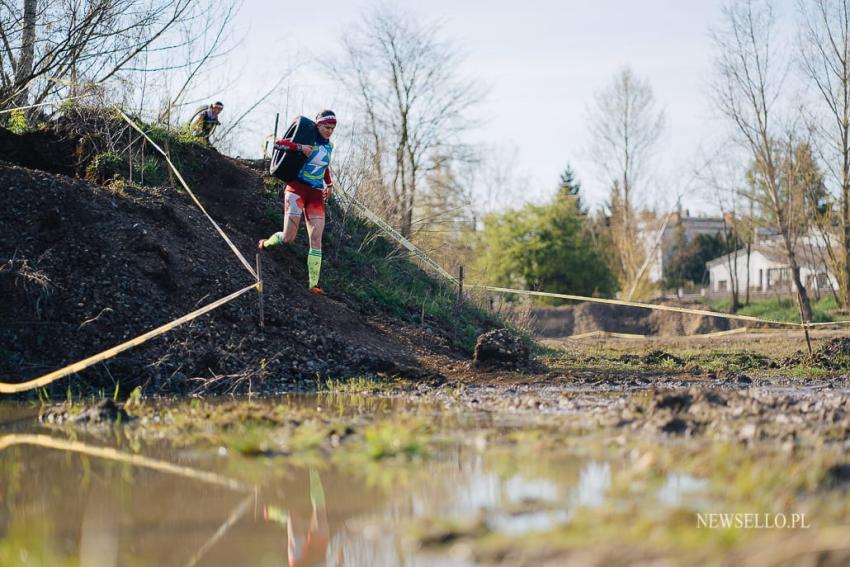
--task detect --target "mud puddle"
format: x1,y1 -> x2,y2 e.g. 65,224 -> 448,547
1,390 -> 849,566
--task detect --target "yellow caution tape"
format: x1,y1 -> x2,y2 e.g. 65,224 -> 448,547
324,192 -> 850,333
468,285 -> 807,328
568,331 -> 646,340
0,284 -> 256,394
337,190 -> 458,284
801,319 -> 850,328
115,109 -> 257,279
332,186 -> 830,331
185,494 -> 254,567
698,326 -> 750,338
0,434 -> 246,491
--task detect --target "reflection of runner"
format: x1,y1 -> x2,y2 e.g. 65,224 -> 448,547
287,468 -> 330,567
263,468 -> 343,567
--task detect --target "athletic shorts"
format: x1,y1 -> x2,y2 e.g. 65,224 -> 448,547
284,181 -> 325,220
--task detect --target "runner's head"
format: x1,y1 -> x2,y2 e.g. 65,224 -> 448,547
210,101 -> 224,117
316,110 -> 336,139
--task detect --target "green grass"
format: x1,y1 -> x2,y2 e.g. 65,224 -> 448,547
323,205 -> 499,353
705,295 -> 849,323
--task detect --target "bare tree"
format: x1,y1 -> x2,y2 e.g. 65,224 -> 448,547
712,0 -> 814,321
697,146 -> 748,310
330,7 -> 482,238
798,0 -> 850,310
587,66 -> 666,295
0,0 -> 196,111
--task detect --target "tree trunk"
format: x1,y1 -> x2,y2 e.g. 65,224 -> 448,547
844,191 -> 850,310
745,241 -> 751,305
13,0 -> 38,107
785,247 -> 813,322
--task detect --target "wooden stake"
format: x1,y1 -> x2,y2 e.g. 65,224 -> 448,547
795,290 -> 812,357
802,323 -> 813,357
256,253 -> 264,329
455,266 -> 464,308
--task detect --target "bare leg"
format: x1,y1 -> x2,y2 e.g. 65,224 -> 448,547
287,511 -> 297,563
259,214 -> 301,250
304,215 -> 325,250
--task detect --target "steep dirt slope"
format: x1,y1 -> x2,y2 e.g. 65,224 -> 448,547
0,155 -> 445,395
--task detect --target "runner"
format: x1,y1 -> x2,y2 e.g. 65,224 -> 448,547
258,110 -> 336,294
189,101 -> 224,146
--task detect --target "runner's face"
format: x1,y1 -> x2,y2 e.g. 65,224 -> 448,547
318,123 -> 335,138
211,107 -> 222,117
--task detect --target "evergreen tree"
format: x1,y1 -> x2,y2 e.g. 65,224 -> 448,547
558,163 -> 585,214
663,233 -> 728,288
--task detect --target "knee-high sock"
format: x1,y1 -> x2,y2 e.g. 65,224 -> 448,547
309,468 -> 326,510
264,232 -> 284,248
307,248 -> 322,288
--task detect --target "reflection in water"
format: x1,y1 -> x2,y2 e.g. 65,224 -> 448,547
656,472 -> 708,507
572,461 -> 611,508
0,398 -> 706,566
80,489 -> 119,567
264,469 -> 343,567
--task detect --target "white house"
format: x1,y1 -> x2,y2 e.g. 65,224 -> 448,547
706,240 -> 837,296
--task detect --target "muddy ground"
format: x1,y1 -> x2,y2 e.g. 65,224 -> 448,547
25,329 -> 850,566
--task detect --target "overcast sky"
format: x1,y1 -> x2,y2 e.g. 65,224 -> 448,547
207,0 -> 799,215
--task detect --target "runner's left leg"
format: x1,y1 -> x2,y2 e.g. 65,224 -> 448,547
258,189 -> 303,249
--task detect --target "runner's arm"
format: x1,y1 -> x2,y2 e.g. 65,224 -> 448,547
323,166 -> 334,200
275,138 -> 314,157
274,138 -> 300,151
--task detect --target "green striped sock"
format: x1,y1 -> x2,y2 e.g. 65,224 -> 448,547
309,468 -> 326,510
264,232 -> 284,248
307,248 -> 322,288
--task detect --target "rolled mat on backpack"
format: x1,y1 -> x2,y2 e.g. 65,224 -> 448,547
269,116 -> 317,182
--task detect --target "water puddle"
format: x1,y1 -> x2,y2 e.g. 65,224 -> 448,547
0,393 -> 835,565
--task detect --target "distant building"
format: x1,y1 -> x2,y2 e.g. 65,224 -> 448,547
706,239 -> 836,297
645,210 -> 729,283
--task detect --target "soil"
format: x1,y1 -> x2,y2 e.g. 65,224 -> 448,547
532,300 -> 735,337
0,127 -> 77,176
0,126 -> 463,395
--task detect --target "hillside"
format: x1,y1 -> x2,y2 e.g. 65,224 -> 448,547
0,119 -> 497,396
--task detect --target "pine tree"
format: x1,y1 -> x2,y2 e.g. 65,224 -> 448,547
558,164 -> 585,214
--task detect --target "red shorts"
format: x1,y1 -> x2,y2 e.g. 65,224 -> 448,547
284,180 -> 325,220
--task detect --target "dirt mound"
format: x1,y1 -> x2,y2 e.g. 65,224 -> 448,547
783,338 -> 850,370
648,302 -> 731,336
472,329 -> 529,370
531,300 -> 731,338
533,303 -> 651,336
0,127 -> 77,176
0,158 -> 438,395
